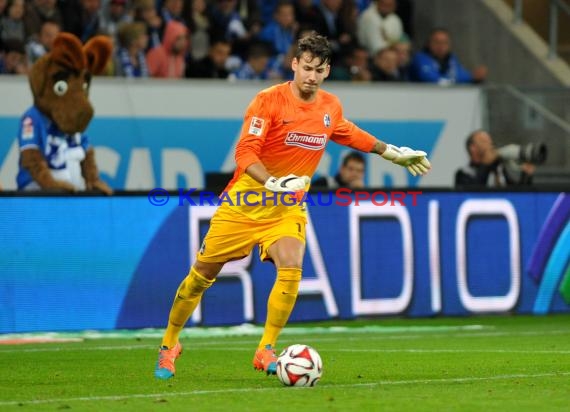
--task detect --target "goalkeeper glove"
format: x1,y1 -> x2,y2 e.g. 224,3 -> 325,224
264,174 -> 310,192
381,144 -> 431,176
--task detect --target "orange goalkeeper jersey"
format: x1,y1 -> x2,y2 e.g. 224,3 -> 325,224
223,81 -> 378,221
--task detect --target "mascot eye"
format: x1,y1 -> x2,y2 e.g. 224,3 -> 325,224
53,80 -> 68,96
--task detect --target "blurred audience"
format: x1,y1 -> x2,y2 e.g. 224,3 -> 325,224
147,19 -> 188,78
309,0 -> 357,60
115,21 -> 149,77
25,19 -> 60,65
1,0 -> 26,43
410,28 -> 487,85
23,0 -> 62,40
161,0 -> 184,24
100,0 -> 132,44
132,0 -> 162,50
0,37 -> 27,74
208,0 -> 248,43
329,46 -> 371,81
184,0 -> 210,60
370,46 -> 399,81
186,39 -> 231,78
0,0 -> 494,86
228,40 -> 272,80
257,0 -> 296,58
60,0 -> 102,43
357,0 -> 404,55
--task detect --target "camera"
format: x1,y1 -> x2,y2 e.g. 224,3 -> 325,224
497,142 -> 547,165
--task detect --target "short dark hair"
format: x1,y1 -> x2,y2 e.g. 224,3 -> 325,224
295,31 -> 332,66
466,129 -> 486,153
342,151 -> 365,167
429,27 -> 450,38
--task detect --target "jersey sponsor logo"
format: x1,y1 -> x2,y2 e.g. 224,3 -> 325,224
324,113 -> 331,128
248,117 -> 265,136
284,132 -> 327,150
22,117 -> 34,140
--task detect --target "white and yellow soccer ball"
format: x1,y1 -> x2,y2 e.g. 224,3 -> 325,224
276,344 -> 323,387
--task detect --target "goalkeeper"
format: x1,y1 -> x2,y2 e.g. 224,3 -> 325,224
155,32 -> 431,379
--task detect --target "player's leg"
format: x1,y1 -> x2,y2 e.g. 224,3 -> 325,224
254,220 -> 306,375
155,208 -> 256,379
260,237 -> 304,349
155,260 -> 223,380
161,260 -> 222,348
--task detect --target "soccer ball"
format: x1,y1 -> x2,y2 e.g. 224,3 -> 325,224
276,344 -> 323,387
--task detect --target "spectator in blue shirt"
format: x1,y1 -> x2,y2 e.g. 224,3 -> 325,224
410,28 -> 487,85
258,0 -> 297,57
229,41 -> 273,80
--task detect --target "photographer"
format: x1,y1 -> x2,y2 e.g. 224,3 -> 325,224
455,130 -> 546,187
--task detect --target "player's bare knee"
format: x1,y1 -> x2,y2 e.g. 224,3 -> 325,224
272,249 -> 303,268
193,260 -> 223,280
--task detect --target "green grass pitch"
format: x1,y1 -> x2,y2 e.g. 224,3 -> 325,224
0,315 -> 569,411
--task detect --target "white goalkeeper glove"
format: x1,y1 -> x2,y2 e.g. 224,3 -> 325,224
381,144 -> 432,176
264,174 -> 310,192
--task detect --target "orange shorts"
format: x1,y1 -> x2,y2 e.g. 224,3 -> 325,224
196,206 -> 306,263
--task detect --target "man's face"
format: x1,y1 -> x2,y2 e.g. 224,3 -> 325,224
109,2 -> 126,19
164,0 -> 183,17
469,131 -> 495,162
350,49 -> 369,69
292,52 -> 330,97
392,42 -> 410,66
340,159 -> 365,187
377,0 -> 396,15
39,22 -> 60,50
250,56 -> 269,74
210,43 -> 231,67
429,31 -> 451,60
375,49 -> 398,73
5,50 -> 24,71
275,4 -> 295,28
172,34 -> 188,55
82,0 -> 100,15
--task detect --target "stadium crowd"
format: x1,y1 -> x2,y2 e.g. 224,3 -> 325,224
0,0 -> 487,84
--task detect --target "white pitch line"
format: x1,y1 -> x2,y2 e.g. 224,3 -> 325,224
1,345 -> 570,355
333,348 -> 570,354
0,329 -> 570,353
1,329 -> 570,353
0,372 -> 568,407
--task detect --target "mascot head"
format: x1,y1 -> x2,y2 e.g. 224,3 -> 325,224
28,33 -> 112,135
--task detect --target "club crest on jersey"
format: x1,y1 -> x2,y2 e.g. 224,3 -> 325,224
284,132 -> 327,150
248,117 -> 264,136
323,113 -> 331,128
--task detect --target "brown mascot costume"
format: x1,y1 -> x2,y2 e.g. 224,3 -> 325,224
17,33 -> 113,195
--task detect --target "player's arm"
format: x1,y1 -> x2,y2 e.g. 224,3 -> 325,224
331,109 -> 431,176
